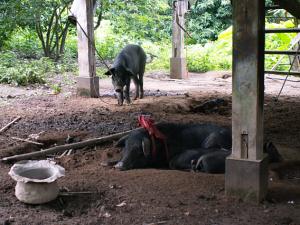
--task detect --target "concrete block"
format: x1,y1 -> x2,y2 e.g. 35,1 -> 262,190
225,156 -> 268,202
170,57 -> 188,79
76,76 -> 99,97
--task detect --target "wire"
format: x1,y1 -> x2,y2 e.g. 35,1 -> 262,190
74,18 -> 111,72
173,1 -> 195,41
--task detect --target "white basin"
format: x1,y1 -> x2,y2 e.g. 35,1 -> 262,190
9,160 -> 65,204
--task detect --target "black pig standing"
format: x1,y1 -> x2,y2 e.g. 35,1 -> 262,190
104,44 -> 146,105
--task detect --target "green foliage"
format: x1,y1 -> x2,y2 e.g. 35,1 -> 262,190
187,0 -> 232,44
187,47 -> 213,72
101,0 -> 172,41
0,51 -> 18,68
187,41 -> 231,72
96,67 -> 108,79
55,55 -> 78,74
0,51 -> 77,86
0,0 -> 25,49
142,41 -> 171,71
98,0 -> 232,44
265,20 -> 297,71
94,22 -> 126,60
96,36 -> 121,59
64,34 -> 78,59
185,20 -> 297,73
186,26 -> 232,72
0,54 -> 55,85
50,83 -> 62,94
3,0 -> 73,59
0,0 -> 297,83
4,28 -> 42,58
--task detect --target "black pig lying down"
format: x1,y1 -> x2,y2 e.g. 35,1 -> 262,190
104,44 -> 146,106
114,123 -> 283,173
114,123 -> 232,173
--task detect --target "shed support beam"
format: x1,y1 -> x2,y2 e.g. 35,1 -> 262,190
225,0 -> 268,202
170,0 -> 188,79
72,0 -> 99,97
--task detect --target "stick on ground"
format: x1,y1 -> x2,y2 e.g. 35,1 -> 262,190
11,137 -> 44,146
0,116 -> 21,134
1,127 -> 142,162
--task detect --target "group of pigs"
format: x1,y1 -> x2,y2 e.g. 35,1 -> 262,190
106,45 -> 282,173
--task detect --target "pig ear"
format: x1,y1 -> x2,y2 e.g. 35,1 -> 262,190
142,137 -> 151,157
104,68 -> 115,76
115,135 -> 128,147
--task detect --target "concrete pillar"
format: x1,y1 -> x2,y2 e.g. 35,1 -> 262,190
71,0 -> 99,97
225,0 -> 268,202
170,0 -> 188,79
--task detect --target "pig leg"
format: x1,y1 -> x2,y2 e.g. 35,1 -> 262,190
201,131 -> 231,150
132,76 -> 140,100
124,83 -> 131,104
138,70 -> 144,99
116,91 -> 124,106
169,150 -> 204,170
139,76 -> 144,99
195,150 -> 231,173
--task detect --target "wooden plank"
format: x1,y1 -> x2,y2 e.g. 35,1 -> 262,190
231,0 -> 265,160
265,70 -> 300,76
265,5 -> 281,10
265,28 -> 300,33
265,50 -> 300,55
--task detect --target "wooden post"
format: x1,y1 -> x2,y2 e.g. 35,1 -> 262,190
71,0 -> 99,97
170,0 -> 188,79
225,0 -> 268,202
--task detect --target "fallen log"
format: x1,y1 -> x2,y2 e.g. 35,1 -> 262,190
1,128 -> 142,162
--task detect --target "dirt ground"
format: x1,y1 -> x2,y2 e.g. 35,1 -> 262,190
0,71 -> 300,225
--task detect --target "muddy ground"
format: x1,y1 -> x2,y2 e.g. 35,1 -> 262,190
0,71 -> 299,225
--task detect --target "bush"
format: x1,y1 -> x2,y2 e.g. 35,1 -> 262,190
64,34 -> 78,59
187,26 -> 232,72
55,55 -> 78,74
142,41 -> 171,71
94,21 -> 127,60
185,20 -> 296,73
0,53 -> 56,85
0,51 -> 18,67
95,35 -> 123,60
4,28 -> 42,58
187,0 -> 232,44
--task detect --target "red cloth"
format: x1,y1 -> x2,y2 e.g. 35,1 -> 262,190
138,116 -> 166,139
138,115 -> 169,160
